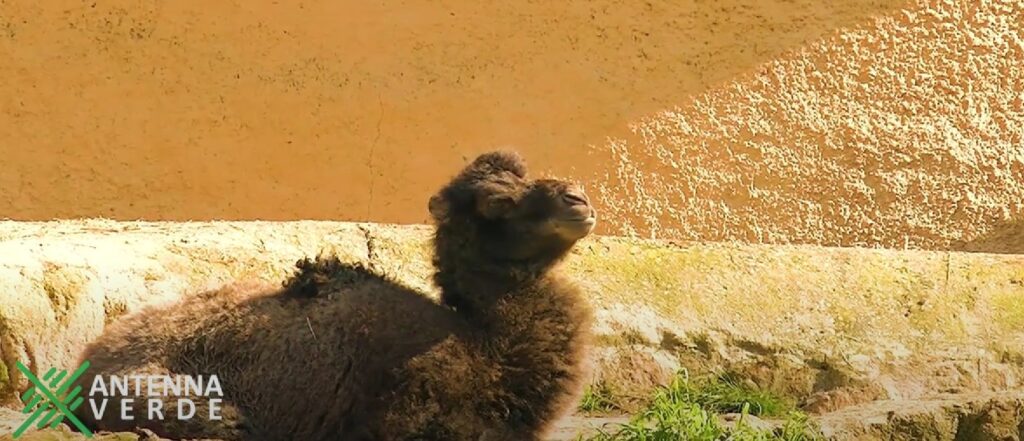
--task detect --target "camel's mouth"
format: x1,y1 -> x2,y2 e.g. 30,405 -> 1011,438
566,215 -> 597,226
554,213 -> 597,239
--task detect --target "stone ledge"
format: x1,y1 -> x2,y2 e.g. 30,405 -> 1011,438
0,220 -> 1022,439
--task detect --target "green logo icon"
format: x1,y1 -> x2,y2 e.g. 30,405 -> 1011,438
14,360 -> 93,439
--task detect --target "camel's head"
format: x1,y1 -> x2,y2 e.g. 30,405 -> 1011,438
429,151 -> 597,265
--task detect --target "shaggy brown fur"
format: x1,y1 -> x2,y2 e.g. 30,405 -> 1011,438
75,151 -> 596,441
281,256 -> 380,298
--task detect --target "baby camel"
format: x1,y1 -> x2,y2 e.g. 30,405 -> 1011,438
77,151 -> 597,440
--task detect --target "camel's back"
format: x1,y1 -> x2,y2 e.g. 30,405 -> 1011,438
76,280 -> 279,436
174,276 -> 461,440
79,276 -> 459,441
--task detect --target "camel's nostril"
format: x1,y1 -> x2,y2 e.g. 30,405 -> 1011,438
562,192 -> 589,207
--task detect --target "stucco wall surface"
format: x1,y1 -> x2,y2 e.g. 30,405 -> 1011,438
594,0 -> 1024,252
1,0 -> 1022,252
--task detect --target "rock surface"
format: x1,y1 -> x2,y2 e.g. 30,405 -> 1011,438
1,220 -> 1023,439
819,392 -> 1024,441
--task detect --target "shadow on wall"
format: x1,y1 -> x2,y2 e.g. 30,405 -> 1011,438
956,219 -> 1024,255
586,0 -> 1024,252
0,0 -> 910,223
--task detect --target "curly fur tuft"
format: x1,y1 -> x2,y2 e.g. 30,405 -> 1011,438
281,255 -> 380,298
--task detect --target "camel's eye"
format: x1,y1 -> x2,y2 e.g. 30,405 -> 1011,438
478,194 -> 517,219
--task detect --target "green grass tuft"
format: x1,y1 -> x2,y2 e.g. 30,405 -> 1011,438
689,373 -> 792,417
579,381 -> 621,414
578,371 -> 822,441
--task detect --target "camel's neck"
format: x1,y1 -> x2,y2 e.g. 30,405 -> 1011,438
434,252 -> 567,313
435,255 -> 593,354
433,245 -> 592,338
433,251 -> 594,431
455,269 -> 594,431
449,267 -> 589,324
486,273 -> 592,346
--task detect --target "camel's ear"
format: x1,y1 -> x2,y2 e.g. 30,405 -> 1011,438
428,194 -> 449,222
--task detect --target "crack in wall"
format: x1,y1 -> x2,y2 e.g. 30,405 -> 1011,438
365,93 -> 385,221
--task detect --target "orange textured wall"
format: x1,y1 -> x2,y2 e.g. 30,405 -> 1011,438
1,0 -> 1021,251
590,0 -> 1024,251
